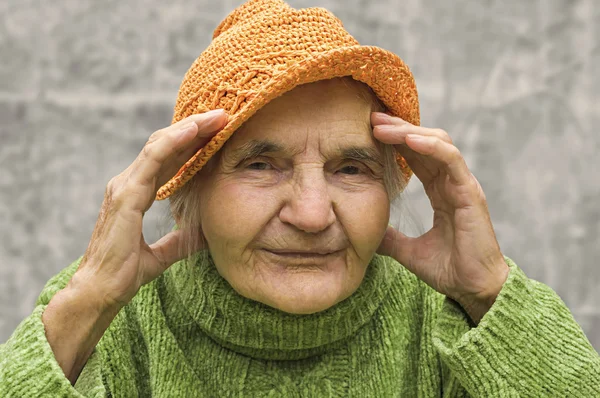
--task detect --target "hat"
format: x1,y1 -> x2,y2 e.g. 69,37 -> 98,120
156,0 -> 420,200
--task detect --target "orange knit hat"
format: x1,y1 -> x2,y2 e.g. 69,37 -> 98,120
156,0 -> 420,200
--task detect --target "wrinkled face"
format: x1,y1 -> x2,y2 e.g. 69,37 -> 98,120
197,78 -> 390,314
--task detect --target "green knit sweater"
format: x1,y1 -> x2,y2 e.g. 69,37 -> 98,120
1,253 -> 599,397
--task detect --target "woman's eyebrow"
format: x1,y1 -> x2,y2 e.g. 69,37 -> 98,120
230,139 -> 383,165
341,146 -> 384,166
230,139 -> 285,161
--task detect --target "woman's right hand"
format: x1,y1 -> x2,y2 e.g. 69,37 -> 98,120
42,109 -> 228,384
74,108 -> 227,309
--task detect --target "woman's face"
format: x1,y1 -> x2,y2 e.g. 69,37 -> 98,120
197,78 -> 390,314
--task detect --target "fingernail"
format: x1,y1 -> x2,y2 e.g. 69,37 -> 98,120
374,125 -> 395,133
372,111 -> 392,118
204,109 -> 226,118
373,112 -> 407,122
372,112 -> 393,123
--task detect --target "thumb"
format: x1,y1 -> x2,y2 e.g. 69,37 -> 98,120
149,228 -> 205,270
377,226 -> 416,270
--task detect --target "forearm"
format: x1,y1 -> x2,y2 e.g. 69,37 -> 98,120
42,272 -> 121,385
434,256 -> 600,397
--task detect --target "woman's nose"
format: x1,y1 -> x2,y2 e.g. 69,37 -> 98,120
278,171 -> 336,234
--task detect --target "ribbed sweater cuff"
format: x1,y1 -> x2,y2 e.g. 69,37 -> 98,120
432,256 -> 600,397
0,305 -> 85,397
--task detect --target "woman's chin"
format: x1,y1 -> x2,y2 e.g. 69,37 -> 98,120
251,259 -> 361,314
218,250 -> 367,314
268,287 -> 343,314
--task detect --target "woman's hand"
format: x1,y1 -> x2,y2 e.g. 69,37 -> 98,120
371,112 -> 509,324
43,109 -> 227,383
75,109 -> 227,309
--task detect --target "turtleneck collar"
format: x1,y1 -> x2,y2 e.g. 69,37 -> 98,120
165,251 -> 401,361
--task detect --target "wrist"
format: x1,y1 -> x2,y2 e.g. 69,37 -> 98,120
62,270 -> 123,330
66,268 -> 125,316
457,261 -> 510,324
458,294 -> 498,325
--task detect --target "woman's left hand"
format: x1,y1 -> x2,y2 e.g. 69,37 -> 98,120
371,112 -> 509,324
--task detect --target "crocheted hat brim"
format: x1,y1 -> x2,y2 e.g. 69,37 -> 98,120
156,44 -> 419,200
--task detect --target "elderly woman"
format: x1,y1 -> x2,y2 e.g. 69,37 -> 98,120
1,0 -> 599,396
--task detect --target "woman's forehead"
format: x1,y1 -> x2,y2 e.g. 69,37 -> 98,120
225,79 -> 377,151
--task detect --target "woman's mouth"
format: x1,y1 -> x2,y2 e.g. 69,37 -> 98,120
262,249 -> 344,261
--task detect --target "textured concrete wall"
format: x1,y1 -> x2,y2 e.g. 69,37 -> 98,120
1,0 -> 599,349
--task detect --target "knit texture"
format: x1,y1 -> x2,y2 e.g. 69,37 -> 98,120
156,0 -> 420,200
1,254 -> 599,397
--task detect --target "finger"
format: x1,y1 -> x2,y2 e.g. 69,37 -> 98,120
403,134 -> 472,186
371,117 -> 454,184
371,115 -> 453,145
158,131 -> 220,188
377,226 -> 416,271
133,109 -> 228,188
392,143 -> 438,184
148,110 -> 228,144
371,111 -> 409,127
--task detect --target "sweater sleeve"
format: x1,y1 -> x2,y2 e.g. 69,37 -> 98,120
432,256 -> 600,397
0,257 -> 107,397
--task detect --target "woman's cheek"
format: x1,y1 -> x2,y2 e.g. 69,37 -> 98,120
335,186 -> 389,254
204,178 -> 280,243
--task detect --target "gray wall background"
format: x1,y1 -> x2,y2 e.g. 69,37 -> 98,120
1,0 -> 599,349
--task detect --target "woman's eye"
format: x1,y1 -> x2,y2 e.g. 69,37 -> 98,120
247,162 -> 272,170
338,165 -> 361,175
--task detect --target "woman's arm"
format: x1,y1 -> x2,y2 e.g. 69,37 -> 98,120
370,114 -> 599,395
42,271 -> 121,384
434,256 -> 600,397
0,258 -> 104,397
39,109 -> 226,383
1,109 -> 229,394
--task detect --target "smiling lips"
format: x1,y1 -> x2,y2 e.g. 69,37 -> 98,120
264,248 -> 344,259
